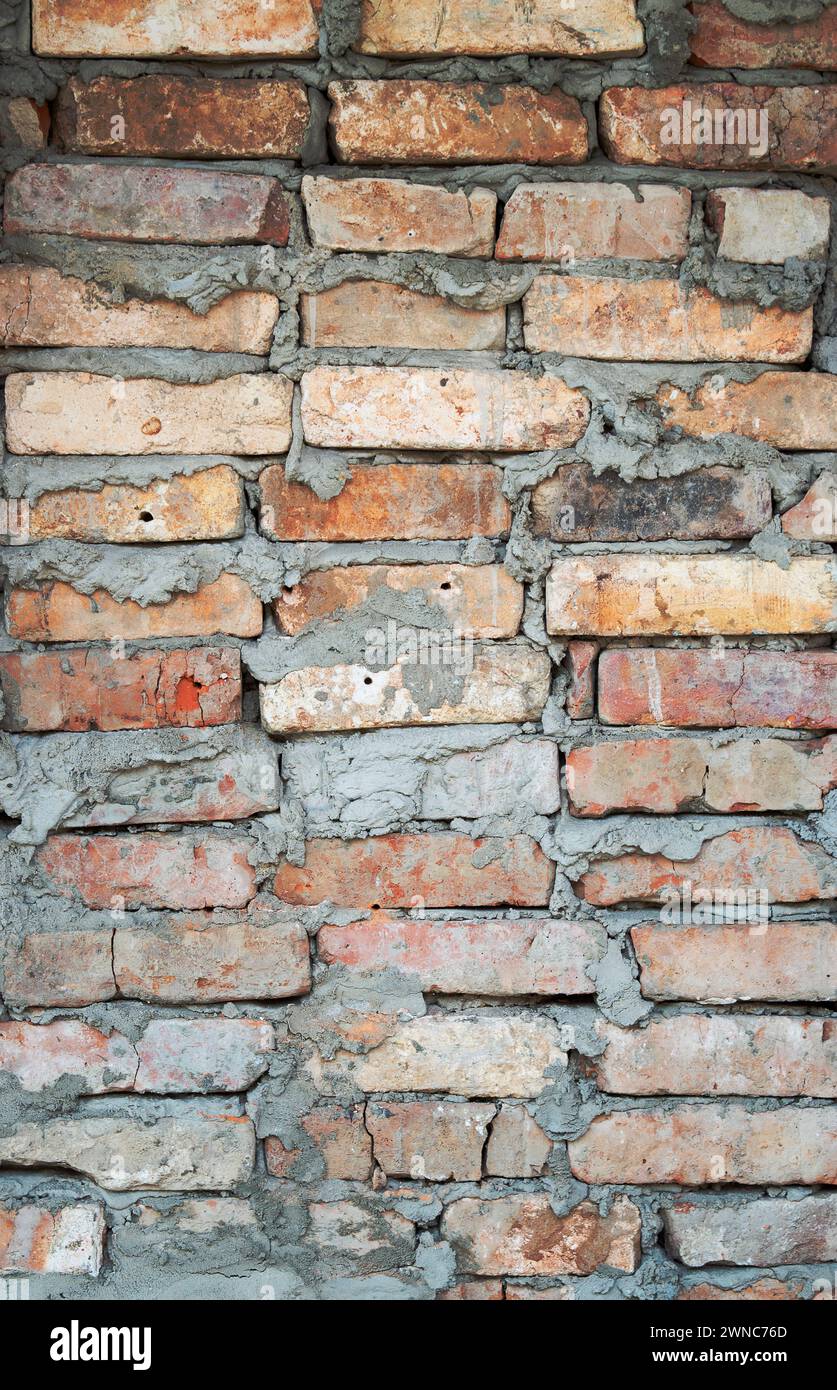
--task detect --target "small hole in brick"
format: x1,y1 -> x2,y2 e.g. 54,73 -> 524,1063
440,581 -> 451,590
371,902 -> 380,910
138,511 -> 154,522
363,676 -> 373,684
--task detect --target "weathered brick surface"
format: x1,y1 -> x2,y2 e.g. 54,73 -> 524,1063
568,1105 -> 837,1184
36,831 -> 256,910
0,267 -> 279,351
356,0 -> 644,57
6,372 -> 292,456
665,1195 -> 837,1267
689,0 -> 837,71
302,176 -> 497,255
600,84 -> 837,171
631,921 -> 837,1003
328,81 -> 588,165
657,371 -> 837,448
32,0 -> 320,57
598,648 -> 837,729
0,1203 -> 105,1276
28,466 -> 245,544
5,164 -> 290,243
300,282 -> 505,350
275,833 -> 554,907
705,188 -> 831,265
496,182 -> 690,262
318,914 -> 604,995
546,556 -> 837,636
5,0 -> 837,1307
441,1195 -> 641,1275
0,647 -> 241,733
532,464 -> 770,541
524,277 -> 812,361
566,734 -> 837,814
301,367 -> 589,449
578,826 -> 837,905
274,564 -> 522,638
260,462 -> 510,541
55,76 -> 310,157
6,576 -> 262,642
595,1015 -> 837,1097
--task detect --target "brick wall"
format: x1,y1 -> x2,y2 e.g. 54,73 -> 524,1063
0,0 -> 835,1302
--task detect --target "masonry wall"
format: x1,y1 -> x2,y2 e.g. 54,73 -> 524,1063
0,0 -> 835,1302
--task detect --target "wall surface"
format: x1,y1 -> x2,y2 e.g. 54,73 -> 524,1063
0,0 -> 835,1302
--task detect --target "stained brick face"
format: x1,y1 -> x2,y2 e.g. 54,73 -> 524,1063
3,0 -> 836,1310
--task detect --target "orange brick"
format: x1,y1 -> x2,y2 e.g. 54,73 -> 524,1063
525,277 -> 811,361
301,176 -> 497,255
366,1100 -> 494,1181
300,282 -> 505,350
0,267 -> 278,352
259,462 -> 510,542
6,576 -> 262,643
657,371 -> 837,449
442,1195 -> 641,1275
32,0 -> 320,57
690,0 -> 837,71
356,0 -> 644,57
275,833 -> 554,908
2,929 -> 116,1008
0,1203 -> 105,1276
328,81 -> 588,165
600,83 -> 837,172
631,921 -> 837,1003
28,466 -> 244,544
274,564 -> 522,638
496,181 -> 691,261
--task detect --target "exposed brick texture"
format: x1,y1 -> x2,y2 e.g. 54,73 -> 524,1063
2,0 -> 835,1311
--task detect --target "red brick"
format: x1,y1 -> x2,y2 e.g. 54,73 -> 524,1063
524,277 -> 812,361
578,826 -> 837,906
600,84 -> 837,172
595,1015 -> 837,1097
5,372 -> 292,456
496,182 -> 690,262
782,473 -> 837,540
134,1019 -> 274,1092
300,281 -> 505,350
566,735 -> 837,815
274,564 -> 522,638
317,914 -> 603,995
0,1203 -> 105,1276
597,648 -> 837,730
260,462 -> 510,542
678,1280 -> 804,1301
441,1195 -> 641,1275
366,1100 -> 494,1181
0,266 -> 278,352
55,76 -> 310,158
301,366 -> 590,450
328,81 -> 588,166
6,576 -> 262,643
631,920 -> 837,1003
437,1281 -> 504,1300
32,0 -> 320,58
657,371 -> 837,449
356,0 -> 644,57
532,464 -> 770,541
113,907 -> 310,1002
566,641 -> 598,720
689,0 -> 837,71
1,930 -> 116,1008
569,1105 -> 837,1184
484,1103 -> 551,1177
301,176 -> 496,256
36,832 -> 256,911
275,833 -> 554,908
0,647 -> 241,734
300,1105 -> 373,1180
4,164 -> 289,245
